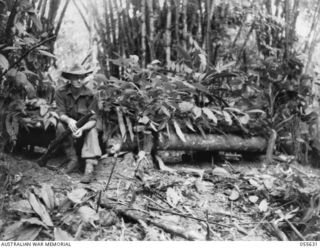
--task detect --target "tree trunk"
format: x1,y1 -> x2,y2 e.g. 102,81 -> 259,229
147,0 -> 155,61
48,0 -> 61,24
108,0 -> 116,46
205,0 -> 215,64
174,0 -> 180,46
182,0 -> 187,49
72,0 -> 90,33
304,0 -> 320,53
54,0 -> 70,36
40,0 -> 48,18
141,0 -> 146,68
197,0 -> 203,46
165,0 -> 172,67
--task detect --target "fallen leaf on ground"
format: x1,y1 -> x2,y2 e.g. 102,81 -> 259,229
194,180 -> 206,194
21,217 -> 48,229
78,206 -> 99,227
258,199 -> 268,212
263,178 -> 274,191
166,187 -> 183,208
41,184 -> 55,211
212,167 -> 232,178
248,195 -> 259,203
0,222 -> 23,240
17,225 -> 42,241
229,189 -> 240,201
99,210 -> 117,227
67,188 -> 87,204
8,200 -> 34,214
28,192 -> 53,227
249,178 -> 261,188
54,227 -> 74,241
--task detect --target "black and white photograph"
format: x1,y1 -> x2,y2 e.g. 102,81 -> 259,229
0,0 -> 319,245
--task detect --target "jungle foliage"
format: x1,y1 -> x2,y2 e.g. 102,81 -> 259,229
84,0 -> 313,162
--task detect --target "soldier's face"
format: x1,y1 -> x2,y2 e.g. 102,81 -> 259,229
70,77 -> 84,88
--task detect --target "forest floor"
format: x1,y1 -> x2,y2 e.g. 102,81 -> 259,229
0,150 -> 320,241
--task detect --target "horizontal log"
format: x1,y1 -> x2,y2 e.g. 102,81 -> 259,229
157,134 -> 267,152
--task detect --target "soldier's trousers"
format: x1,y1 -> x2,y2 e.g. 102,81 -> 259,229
56,122 -> 102,159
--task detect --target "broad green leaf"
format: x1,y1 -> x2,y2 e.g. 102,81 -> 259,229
17,225 -> 42,241
54,228 -> 74,241
239,114 -> 250,125
21,217 -> 48,229
138,115 -> 150,124
8,200 -> 34,214
28,192 -> 53,227
41,184 -> 55,211
0,54 -> 9,71
202,107 -> 218,124
29,13 -> 43,31
222,111 -> 232,125
224,107 -> 245,115
179,101 -> 194,113
161,105 -> 171,117
116,108 -> 126,140
1,222 -> 23,240
173,120 -> 186,142
186,120 -> 196,132
125,116 -> 134,142
211,108 -> 223,115
192,106 -> 202,119
38,49 -> 56,59
246,109 -> 266,118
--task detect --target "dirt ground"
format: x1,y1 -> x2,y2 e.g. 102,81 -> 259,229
0,150 -> 320,241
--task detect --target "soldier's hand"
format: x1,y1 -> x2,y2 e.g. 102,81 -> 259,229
72,128 -> 83,138
68,118 -> 78,133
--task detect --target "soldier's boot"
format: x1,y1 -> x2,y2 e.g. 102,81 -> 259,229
56,122 -> 79,174
63,147 -> 79,174
80,159 -> 97,184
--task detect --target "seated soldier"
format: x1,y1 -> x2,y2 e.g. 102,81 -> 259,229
55,64 -> 102,183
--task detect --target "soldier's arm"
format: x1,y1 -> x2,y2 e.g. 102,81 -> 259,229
55,90 -> 77,131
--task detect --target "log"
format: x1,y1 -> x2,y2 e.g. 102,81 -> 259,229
157,134 -> 267,152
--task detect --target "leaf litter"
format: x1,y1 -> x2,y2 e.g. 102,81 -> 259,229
1,153 -> 320,241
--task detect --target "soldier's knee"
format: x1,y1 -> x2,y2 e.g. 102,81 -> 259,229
56,122 -> 67,135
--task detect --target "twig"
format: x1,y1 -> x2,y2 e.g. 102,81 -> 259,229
119,218 -> 126,241
244,213 -> 268,237
283,218 -> 305,241
2,36 -> 56,76
153,193 -> 183,214
143,195 -> 165,209
233,222 -> 249,235
270,221 -> 289,241
148,206 -> 231,228
74,221 -> 84,240
96,153 -> 118,213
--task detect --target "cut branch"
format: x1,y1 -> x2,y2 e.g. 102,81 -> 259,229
157,134 -> 267,152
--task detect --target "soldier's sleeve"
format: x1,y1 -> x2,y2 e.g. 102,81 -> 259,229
55,90 -> 67,117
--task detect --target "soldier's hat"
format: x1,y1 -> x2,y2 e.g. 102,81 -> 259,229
61,64 -> 93,79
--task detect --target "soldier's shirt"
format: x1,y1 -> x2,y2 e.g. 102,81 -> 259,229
55,84 -> 98,121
